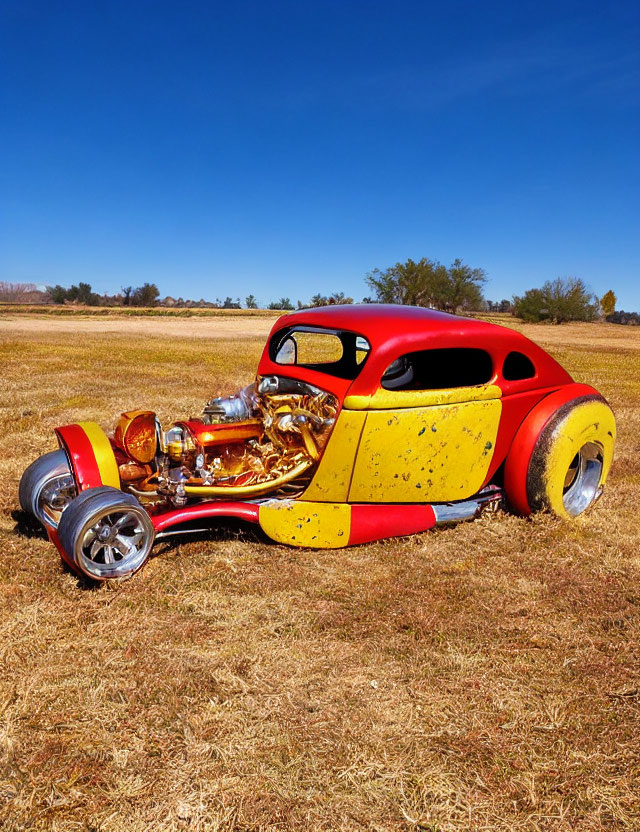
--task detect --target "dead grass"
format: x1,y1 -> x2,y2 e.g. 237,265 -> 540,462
0,320 -> 639,831
0,304 -> 282,318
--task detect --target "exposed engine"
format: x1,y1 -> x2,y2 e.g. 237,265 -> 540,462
112,376 -> 338,508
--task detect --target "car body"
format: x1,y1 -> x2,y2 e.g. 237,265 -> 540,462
19,304 -> 616,581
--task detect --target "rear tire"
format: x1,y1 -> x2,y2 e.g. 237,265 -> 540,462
526,396 -> 615,518
19,449 -> 76,529
58,486 -> 155,580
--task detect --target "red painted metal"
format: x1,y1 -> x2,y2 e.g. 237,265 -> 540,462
55,424 -> 103,491
175,419 -> 264,446
503,382 -> 601,516
47,527 -> 82,575
258,305 -> 573,401
481,385 -> 566,487
348,503 -> 437,545
151,501 -> 260,532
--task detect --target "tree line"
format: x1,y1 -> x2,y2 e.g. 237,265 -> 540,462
0,267 -> 626,323
47,282 -> 161,307
364,259 -> 621,324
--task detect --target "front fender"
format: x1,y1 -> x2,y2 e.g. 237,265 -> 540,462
55,422 -> 120,492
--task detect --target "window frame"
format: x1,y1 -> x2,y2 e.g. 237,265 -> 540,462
269,325 -> 371,381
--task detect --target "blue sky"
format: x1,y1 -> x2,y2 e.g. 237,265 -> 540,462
1,0 -> 639,308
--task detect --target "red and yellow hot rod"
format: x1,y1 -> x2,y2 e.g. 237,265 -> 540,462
19,305 -> 616,581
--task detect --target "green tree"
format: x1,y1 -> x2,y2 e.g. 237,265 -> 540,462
329,291 -> 353,304
446,259 -> 487,312
513,278 -> 597,323
310,294 -> 328,307
600,289 -> 617,318
365,258 -> 485,312
245,294 -> 258,309
512,288 -> 547,322
267,297 -> 295,310
122,286 -> 133,306
66,282 -> 100,305
131,283 -> 160,307
48,285 -> 68,304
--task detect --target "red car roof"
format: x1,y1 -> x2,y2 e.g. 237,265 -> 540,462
258,304 -> 572,398
273,303 -> 492,345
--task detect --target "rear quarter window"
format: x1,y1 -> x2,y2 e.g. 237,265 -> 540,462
502,351 -> 536,381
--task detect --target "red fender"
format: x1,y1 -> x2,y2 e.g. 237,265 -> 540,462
55,422 -> 120,492
503,383 -> 603,516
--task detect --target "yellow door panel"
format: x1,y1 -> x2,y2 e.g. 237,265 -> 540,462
348,398 -> 502,503
303,410 -> 366,502
259,500 -> 351,548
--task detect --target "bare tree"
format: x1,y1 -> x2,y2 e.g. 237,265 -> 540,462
0,282 -> 38,302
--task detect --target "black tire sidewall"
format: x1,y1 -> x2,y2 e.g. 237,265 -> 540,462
18,449 -> 70,515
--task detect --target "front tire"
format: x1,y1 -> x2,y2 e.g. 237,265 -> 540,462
58,486 -> 155,580
19,449 -> 76,529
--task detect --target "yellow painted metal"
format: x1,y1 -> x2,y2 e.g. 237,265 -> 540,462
542,400 -> 616,518
344,384 -> 502,411
184,459 -> 313,497
348,398 -> 502,503
302,410 -> 367,502
78,421 -> 121,488
259,500 -> 351,548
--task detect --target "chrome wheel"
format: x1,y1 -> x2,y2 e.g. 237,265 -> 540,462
37,472 -> 77,529
19,449 -> 76,529
562,441 -> 604,517
58,487 -> 155,580
81,509 -> 149,570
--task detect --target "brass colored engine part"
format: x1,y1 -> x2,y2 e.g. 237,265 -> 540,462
183,459 -> 313,497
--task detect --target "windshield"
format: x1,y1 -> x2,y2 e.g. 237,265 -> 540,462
270,326 -> 370,380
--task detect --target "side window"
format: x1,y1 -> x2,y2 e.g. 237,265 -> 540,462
381,348 -> 493,391
502,351 -> 535,381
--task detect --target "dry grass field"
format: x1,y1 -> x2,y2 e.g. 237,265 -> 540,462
0,314 -> 639,831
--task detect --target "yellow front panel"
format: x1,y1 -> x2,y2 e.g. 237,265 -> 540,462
303,410 -> 366,502
78,421 -> 121,488
348,398 -> 502,503
259,500 -> 351,548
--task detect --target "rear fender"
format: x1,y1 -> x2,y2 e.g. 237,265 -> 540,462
503,383 -> 605,516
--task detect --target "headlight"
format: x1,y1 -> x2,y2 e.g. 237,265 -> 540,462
114,410 -> 158,464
